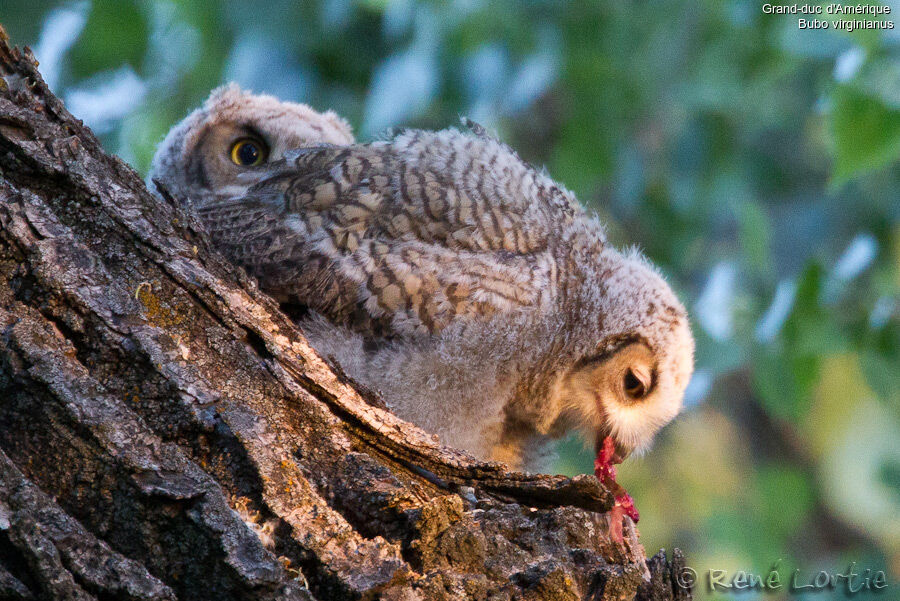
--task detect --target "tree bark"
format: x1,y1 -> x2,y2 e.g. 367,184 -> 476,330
0,28 -> 691,601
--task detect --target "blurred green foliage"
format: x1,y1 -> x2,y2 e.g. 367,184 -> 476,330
2,1 -> 897,598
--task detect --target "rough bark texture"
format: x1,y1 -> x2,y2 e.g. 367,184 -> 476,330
0,29 -> 692,601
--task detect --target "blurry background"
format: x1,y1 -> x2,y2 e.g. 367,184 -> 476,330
2,1 -> 897,598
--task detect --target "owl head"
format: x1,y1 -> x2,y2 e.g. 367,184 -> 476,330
550,243 -> 694,461
148,83 -> 353,205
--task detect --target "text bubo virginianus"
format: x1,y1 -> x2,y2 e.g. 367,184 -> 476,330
150,86 -> 695,524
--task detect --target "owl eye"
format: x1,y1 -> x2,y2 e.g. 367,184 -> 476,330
622,367 -> 650,400
230,137 -> 268,166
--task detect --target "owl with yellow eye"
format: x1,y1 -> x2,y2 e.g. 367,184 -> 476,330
150,84 -> 354,204
150,85 -> 695,532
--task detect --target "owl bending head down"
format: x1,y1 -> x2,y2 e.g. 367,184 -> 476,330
150,85 -> 695,530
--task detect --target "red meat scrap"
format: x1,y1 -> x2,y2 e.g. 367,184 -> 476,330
594,436 -> 640,542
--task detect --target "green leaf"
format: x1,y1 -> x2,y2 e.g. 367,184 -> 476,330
68,0 -> 148,77
752,350 -> 818,422
738,201 -> 771,274
756,464 -> 814,537
829,85 -> 900,184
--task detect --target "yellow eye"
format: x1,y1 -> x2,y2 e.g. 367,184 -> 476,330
230,138 -> 267,166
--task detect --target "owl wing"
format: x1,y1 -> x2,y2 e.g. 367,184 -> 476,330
196,197 -> 365,326
200,129 -> 583,337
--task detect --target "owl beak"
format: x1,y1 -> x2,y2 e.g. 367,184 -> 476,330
614,442 -> 632,463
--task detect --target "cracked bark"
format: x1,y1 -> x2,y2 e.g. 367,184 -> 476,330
0,28 -> 692,601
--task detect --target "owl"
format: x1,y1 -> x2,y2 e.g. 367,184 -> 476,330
149,86 -> 695,523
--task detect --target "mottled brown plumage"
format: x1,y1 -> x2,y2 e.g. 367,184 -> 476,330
150,86 -> 695,479
199,129 -> 581,340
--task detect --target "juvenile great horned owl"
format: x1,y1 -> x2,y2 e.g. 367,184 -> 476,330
149,84 -> 355,202
150,87 -> 695,511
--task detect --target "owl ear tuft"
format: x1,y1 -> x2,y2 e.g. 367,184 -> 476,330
322,110 -> 355,144
208,82 -> 243,102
